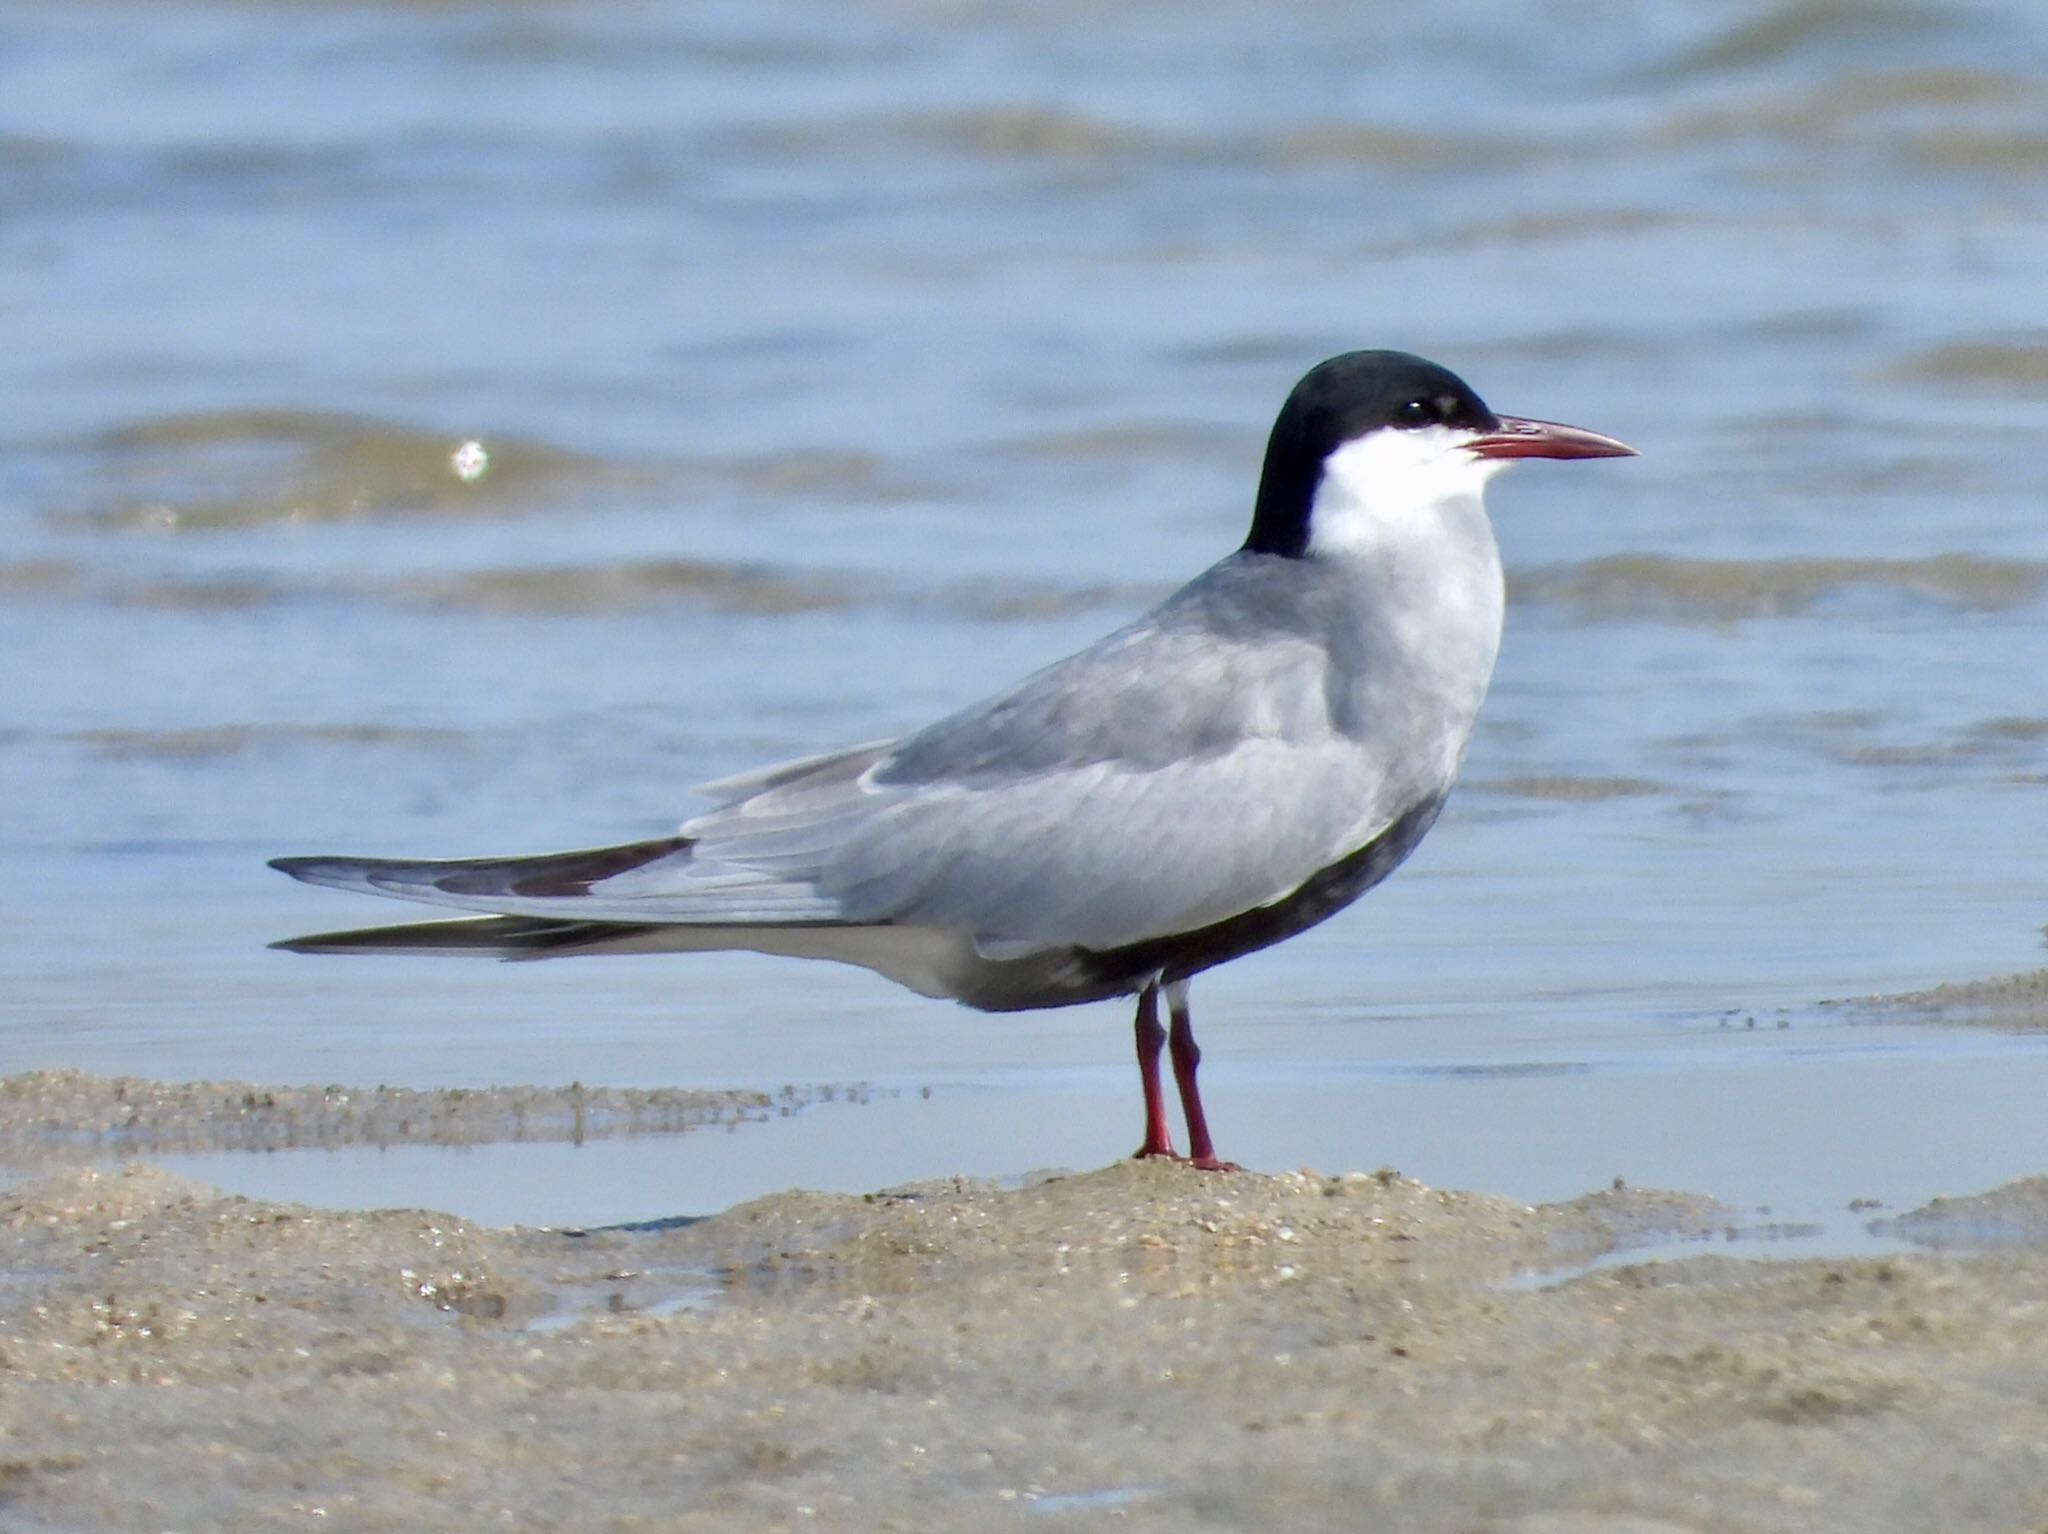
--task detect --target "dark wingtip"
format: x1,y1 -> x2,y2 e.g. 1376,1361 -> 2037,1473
269,855 -> 361,889
268,927 -> 417,955
268,927 -> 355,953
267,913 -> 623,958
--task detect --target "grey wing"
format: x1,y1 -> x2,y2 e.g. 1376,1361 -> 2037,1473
271,741 -> 895,925
679,619 -> 1413,953
278,574 -> 1429,944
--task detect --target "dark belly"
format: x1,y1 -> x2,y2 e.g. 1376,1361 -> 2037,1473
954,791 -> 1449,1011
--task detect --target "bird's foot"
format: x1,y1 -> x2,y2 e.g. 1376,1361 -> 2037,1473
1131,1146 -> 1241,1173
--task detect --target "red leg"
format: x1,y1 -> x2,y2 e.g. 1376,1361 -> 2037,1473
1166,980 -> 1238,1172
1132,983 -> 1178,1160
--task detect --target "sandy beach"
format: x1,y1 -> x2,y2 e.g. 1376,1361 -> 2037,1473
12,0 -> 2048,1526
5,1070 -> 2048,1532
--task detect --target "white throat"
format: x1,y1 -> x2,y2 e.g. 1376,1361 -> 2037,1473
1300,425 -> 1510,758
1304,425 -> 1511,560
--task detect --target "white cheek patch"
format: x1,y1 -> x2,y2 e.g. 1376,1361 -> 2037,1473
1305,427 -> 1509,558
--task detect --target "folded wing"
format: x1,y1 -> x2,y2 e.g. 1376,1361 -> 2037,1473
274,571 -> 1426,954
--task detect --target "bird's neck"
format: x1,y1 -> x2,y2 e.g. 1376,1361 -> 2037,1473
1310,483 -> 1507,756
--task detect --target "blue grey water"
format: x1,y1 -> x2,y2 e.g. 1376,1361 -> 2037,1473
5,0 -> 2048,1232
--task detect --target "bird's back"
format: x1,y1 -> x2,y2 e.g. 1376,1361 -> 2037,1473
687,546 -> 1500,961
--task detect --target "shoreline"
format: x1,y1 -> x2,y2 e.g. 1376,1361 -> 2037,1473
4,1071 -> 2048,1528
0,1068 -> 858,1167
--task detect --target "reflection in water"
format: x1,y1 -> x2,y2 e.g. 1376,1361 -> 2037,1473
66,410 -> 624,531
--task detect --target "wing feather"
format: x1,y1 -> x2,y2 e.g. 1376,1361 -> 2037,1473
661,575 -> 1431,951
276,555 -> 1457,950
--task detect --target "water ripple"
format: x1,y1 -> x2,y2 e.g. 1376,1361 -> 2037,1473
1514,553 -> 2048,621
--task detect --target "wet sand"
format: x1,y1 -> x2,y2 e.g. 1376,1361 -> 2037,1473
1828,967 -> 2048,1033
6,1073 -> 2048,1530
0,1069 -> 815,1163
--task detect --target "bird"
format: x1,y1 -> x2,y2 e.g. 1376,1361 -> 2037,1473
270,350 -> 1634,1170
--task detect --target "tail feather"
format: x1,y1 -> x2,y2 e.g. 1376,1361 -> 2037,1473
271,911 -> 965,997
269,827 -> 968,993
269,834 -> 693,904
266,832 -> 840,925
270,914 -> 662,959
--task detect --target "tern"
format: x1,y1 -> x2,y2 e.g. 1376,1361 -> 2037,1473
272,350 -> 1634,1169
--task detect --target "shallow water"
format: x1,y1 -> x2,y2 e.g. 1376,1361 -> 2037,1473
5,0 -> 2048,1227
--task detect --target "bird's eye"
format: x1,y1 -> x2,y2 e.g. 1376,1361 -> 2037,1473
1395,398 -> 1439,428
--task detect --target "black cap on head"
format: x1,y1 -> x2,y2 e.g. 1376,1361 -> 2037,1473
1243,350 -> 1499,559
